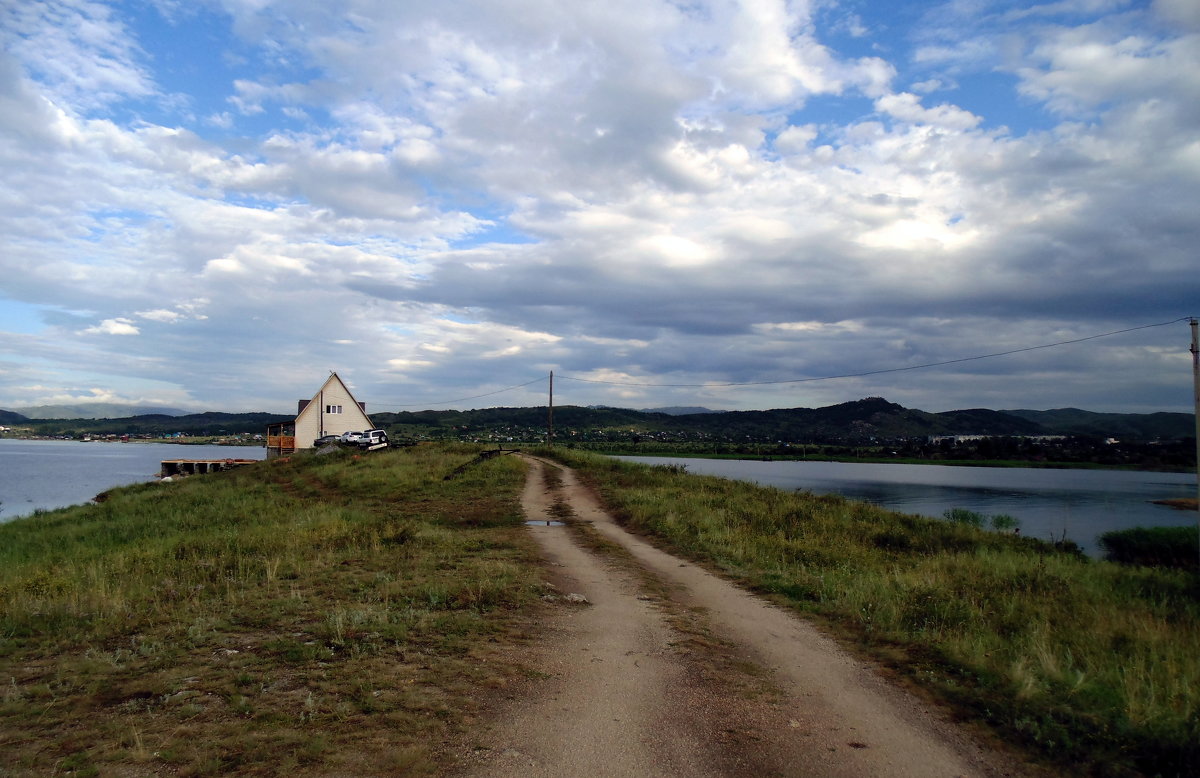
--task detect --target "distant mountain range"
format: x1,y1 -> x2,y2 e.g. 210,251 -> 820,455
1001,408 -> 1194,440
371,397 -> 1194,442
0,397 -> 1193,442
0,411 -> 289,436
589,405 -> 724,415
10,403 -> 189,419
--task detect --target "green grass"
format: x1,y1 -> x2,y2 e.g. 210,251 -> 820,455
9,441 -> 1195,774
543,448 -> 1200,777
0,443 -> 543,776
1100,526 -> 1199,570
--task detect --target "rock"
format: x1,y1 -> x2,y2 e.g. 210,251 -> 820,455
564,593 -> 590,605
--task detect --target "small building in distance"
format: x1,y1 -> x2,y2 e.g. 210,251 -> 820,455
266,372 -> 373,457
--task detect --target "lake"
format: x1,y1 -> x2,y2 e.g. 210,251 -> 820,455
615,456 -> 1198,557
0,439 -> 267,521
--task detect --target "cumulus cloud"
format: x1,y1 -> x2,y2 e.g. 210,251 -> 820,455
82,318 -> 140,336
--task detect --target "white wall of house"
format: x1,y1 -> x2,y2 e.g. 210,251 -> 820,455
294,373 -> 373,448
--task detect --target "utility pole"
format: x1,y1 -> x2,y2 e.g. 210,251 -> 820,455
1191,318 -> 1199,567
548,370 -> 555,447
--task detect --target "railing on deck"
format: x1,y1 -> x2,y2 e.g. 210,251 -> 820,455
267,435 -> 295,451
265,426 -> 296,457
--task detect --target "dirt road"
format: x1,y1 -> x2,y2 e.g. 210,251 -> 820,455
453,455 -> 1027,777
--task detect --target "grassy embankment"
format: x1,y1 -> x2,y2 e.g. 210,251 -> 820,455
544,448 -> 1199,777
588,449 -> 1133,469
1100,526 -> 1200,570
0,444 -> 543,776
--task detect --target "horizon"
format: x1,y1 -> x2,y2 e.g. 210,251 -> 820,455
3,395 -> 1192,421
2,2 -> 1198,415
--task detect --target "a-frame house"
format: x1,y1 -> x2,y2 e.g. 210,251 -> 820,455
266,372 -> 373,456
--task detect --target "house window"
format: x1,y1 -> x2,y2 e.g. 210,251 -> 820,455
326,404 -> 342,414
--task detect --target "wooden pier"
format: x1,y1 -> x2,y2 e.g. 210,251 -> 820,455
160,458 -> 258,478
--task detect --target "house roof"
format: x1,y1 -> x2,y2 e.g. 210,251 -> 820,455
296,372 -> 372,427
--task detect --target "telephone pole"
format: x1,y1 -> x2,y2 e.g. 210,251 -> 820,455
1190,319 -> 1199,567
547,370 -> 555,447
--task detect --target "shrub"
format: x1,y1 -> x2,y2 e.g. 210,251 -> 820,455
990,513 -> 1020,532
1099,526 -> 1198,570
943,507 -> 985,528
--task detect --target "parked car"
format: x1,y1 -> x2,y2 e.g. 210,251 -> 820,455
340,431 -> 364,443
313,434 -> 340,447
358,429 -> 388,448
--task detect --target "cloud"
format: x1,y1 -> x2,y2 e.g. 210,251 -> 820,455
1,0 -> 155,111
136,309 -> 182,323
1154,0 -> 1200,29
875,92 -> 983,130
1015,23 -> 1200,115
0,1 -> 1196,415
82,318 -> 140,335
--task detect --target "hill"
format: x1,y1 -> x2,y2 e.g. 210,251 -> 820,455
12,403 -> 189,419
1002,408 -> 1194,439
8,411 -> 290,437
5,398 -> 1190,451
0,409 -> 29,425
372,397 -> 1190,445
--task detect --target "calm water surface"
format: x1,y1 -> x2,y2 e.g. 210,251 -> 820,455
0,439 -> 266,521
616,456 -> 1198,556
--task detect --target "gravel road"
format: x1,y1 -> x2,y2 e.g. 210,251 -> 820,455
452,455 -> 1032,777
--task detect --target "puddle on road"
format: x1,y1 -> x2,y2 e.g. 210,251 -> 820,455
525,520 -> 565,526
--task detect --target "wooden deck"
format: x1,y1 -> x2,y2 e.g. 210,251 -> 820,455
160,458 -> 258,478
266,432 -> 296,457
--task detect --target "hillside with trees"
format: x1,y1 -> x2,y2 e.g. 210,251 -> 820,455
2,398 -> 1193,468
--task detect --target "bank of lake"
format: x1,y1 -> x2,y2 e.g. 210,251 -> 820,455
0,438 -> 266,520
610,453 -> 1197,557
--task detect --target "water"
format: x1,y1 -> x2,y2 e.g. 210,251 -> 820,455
616,456 -> 1198,556
0,439 -> 266,521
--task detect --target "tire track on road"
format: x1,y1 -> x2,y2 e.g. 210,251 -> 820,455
454,455 -> 1029,777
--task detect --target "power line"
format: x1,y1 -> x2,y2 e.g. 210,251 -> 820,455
557,317 -> 1194,388
375,317 -> 1191,408
387,375 -> 547,408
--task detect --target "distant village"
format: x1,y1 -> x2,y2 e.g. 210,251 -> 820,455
3,376 -> 1194,471
0,427 -> 263,446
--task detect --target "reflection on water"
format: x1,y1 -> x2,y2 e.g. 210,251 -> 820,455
615,456 -> 1197,557
0,439 -> 266,521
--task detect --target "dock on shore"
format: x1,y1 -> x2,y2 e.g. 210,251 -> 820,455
160,458 -> 258,478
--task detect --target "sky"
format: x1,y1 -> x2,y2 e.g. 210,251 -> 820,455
1,0 -> 1198,416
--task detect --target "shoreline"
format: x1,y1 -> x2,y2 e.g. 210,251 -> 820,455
1,435 -> 263,447
1152,497 -> 1199,510
589,449 -> 1193,473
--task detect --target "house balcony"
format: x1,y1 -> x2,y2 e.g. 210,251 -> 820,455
266,423 -> 296,457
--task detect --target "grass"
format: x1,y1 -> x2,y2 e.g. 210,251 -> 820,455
9,441 -> 1195,774
540,447 -> 1200,777
0,443 -> 543,776
1099,526 -> 1199,570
